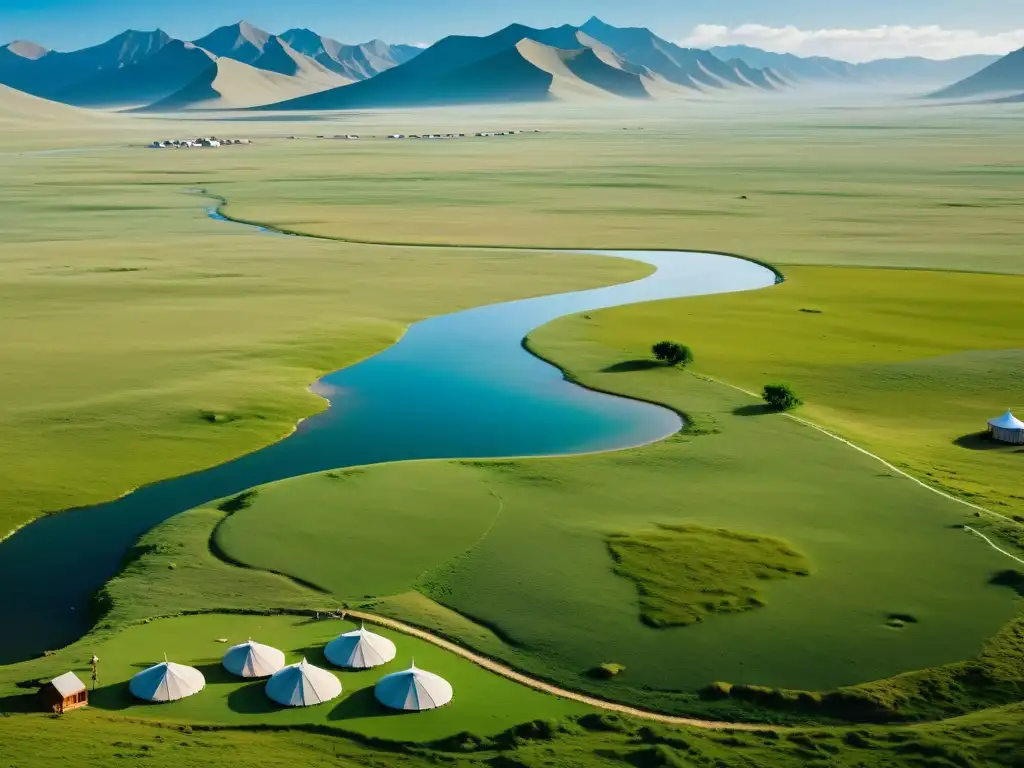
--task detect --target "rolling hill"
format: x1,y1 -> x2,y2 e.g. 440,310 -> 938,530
0,82 -> 95,124
140,56 -> 343,112
929,47 -> 1024,99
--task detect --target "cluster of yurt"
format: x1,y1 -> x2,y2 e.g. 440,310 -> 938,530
127,624 -> 453,712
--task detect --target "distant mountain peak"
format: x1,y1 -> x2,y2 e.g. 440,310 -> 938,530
3,40 -> 49,59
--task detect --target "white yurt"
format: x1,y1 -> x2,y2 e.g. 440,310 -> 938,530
989,411 -> 1024,444
222,639 -> 286,679
374,661 -> 453,712
325,624 -> 397,670
265,658 -> 342,707
129,660 -> 206,703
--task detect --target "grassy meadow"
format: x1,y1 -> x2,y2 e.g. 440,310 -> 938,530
555,266 -> 1024,517
2,99 -> 1024,766
210,105 -> 1024,274
6,703 -> 1024,768
0,148 -> 643,535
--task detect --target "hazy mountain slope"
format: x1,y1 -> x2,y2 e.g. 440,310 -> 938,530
141,56 -> 340,111
56,40 -> 216,108
929,47 -> 1024,98
0,30 -> 170,98
857,54 -> 999,83
192,21 -> 271,64
280,29 -> 421,80
262,35 -> 651,110
711,44 -> 999,85
260,23 -> 586,110
247,36 -> 348,84
709,45 -> 856,81
579,16 -> 764,90
0,82 -> 95,123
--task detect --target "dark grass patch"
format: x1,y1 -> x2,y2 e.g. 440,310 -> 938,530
199,411 -> 241,425
217,491 -> 258,514
798,308 -> 824,314
601,360 -> 665,373
586,663 -> 626,680
606,524 -> 811,628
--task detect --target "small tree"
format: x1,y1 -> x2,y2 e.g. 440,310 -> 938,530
762,383 -> 802,412
652,341 -> 694,368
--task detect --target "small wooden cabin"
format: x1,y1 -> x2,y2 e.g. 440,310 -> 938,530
39,671 -> 88,714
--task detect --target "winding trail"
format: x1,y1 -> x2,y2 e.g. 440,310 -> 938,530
695,374 -> 1024,565
343,608 -> 773,731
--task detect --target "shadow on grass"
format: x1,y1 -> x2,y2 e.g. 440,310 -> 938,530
0,692 -> 37,713
601,360 -> 664,374
293,645 -> 332,667
195,662 -> 239,687
89,683 -> 140,712
733,404 -> 775,417
953,432 -> 1019,452
328,686 -> 392,722
227,681 -> 276,714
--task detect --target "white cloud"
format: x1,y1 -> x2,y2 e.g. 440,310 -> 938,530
681,24 -> 1024,62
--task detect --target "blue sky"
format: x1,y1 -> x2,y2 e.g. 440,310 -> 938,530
3,0 -> 1023,56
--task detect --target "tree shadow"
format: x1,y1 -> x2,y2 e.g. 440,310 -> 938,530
601,360 -> 664,374
953,432 -> 1017,452
733,404 -> 775,417
328,686 -> 393,722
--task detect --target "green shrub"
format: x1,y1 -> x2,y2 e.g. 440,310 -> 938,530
651,341 -> 694,368
763,383 -> 802,412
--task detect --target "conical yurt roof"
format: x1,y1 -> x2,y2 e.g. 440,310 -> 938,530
265,658 -> 342,707
129,661 -> 206,703
222,639 -> 286,678
374,661 -> 453,711
325,624 -> 397,669
989,410 -> 1024,430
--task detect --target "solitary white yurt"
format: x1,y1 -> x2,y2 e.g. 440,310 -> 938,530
988,411 -> 1024,444
325,624 -> 397,670
129,660 -> 206,703
222,639 -> 286,679
265,658 -> 341,707
374,661 -> 453,712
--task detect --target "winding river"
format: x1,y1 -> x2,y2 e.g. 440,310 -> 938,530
0,211 -> 777,664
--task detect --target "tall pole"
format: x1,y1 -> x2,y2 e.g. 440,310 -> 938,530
91,655 -> 99,691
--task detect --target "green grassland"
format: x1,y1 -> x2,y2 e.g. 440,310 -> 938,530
561,266 -> 1024,518
5,703 -> 1024,768
211,107 -> 1024,274
0,149 -> 644,535
3,103 -> 1024,765
202,339 -> 1020,712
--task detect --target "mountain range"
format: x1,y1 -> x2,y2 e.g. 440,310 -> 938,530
0,17 -> 1014,113
928,46 -> 1024,101
0,22 -> 415,109
709,45 -> 1001,85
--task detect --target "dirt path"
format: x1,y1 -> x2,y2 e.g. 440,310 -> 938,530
343,608 -> 774,732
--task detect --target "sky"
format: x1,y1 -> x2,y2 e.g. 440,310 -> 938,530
2,0 -> 1023,61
